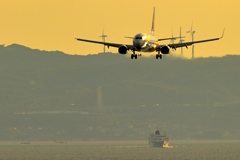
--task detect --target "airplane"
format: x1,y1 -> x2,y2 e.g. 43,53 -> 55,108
74,7 -> 224,59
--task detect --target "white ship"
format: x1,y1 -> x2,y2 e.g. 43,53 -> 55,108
148,130 -> 169,148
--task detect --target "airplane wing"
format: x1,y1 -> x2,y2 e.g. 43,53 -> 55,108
167,29 -> 225,49
74,37 -> 134,50
157,36 -> 184,41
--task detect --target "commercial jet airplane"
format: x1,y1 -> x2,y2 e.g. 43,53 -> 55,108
75,7 -> 224,59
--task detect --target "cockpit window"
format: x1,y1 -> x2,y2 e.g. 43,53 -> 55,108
135,36 -> 142,39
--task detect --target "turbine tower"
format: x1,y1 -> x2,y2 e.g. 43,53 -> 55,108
179,27 -> 185,57
99,27 -> 107,53
186,23 -> 196,59
170,27 -> 175,44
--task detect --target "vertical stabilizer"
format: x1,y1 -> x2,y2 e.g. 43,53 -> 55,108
151,7 -> 155,36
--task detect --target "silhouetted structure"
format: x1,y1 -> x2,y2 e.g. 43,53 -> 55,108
99,27 -> 107,53
186,23 -> 196,59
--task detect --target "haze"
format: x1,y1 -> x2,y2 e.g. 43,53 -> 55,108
1,44 -> 240,140
0,0 -> 239,58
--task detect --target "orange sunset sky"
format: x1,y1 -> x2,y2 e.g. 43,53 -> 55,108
0,0 -> 239,58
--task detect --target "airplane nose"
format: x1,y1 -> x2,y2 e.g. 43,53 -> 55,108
133,40 -> 144,49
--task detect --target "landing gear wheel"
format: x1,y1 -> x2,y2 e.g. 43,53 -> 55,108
135,54 -> 138,59
156,54 -> 162,59
131,54 -> 138,59
131,54 -> 134,59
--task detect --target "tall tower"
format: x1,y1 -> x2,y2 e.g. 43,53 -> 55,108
99,27 -> 107,53
186,23 -> 196,59
97,86 -> 103,112
179,27 -> 185,57
191,31 -> 196,59
170,27 -> 175,44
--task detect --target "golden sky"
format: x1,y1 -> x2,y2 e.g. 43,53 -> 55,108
0,0 -> 239,58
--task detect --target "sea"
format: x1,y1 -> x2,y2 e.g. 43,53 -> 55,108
0,140 -> 239,160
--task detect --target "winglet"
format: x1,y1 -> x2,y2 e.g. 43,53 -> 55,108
73,29 -> 76,39
220,28 -> 225,39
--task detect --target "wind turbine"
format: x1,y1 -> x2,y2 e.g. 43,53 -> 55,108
186,23 -> 196,59
99,27 -> 107,53
179,27 -> 185,57
170,27 -> 175,44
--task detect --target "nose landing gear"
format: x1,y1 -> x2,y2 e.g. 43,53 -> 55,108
130,50 -> 141,59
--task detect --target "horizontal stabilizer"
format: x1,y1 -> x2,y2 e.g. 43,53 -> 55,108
124,36 -> 134,39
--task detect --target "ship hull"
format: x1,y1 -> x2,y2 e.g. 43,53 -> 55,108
148,133 -> 169,148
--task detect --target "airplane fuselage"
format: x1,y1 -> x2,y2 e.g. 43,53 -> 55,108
133,33 -> 157,52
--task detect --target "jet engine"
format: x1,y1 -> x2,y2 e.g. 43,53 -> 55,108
118,45 -> 128,54
160,45 -> 170,54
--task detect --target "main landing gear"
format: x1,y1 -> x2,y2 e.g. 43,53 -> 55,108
156,51 -> 162,59
131,54 -> 137,59
130,50 -> 163,59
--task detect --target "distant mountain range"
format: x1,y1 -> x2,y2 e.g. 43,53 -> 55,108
0,44 -> 240,141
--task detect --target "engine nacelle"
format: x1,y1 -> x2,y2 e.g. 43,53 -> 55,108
160,45 -> 170,54
118,45 -> 128,54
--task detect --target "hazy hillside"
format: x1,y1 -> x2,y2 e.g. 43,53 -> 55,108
0,44 -> 240,141
1,44 -> 240,110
